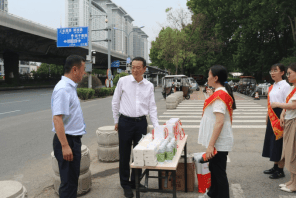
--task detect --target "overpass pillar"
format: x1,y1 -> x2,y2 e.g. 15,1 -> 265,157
3,51 -> 19,84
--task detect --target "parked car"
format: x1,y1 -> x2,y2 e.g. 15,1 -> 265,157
188,77 -> 200,91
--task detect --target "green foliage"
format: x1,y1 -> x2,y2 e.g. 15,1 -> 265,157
77,88 -> 95,100
187,0 -> 296,79
78,75 -> 102,89
113,72 -> 129,86
280,56 -> 296,67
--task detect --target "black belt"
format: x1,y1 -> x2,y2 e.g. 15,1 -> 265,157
66,134 -> 83,138
120,114 -> 146,122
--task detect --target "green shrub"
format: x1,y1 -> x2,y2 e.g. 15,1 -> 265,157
113,73 -> 129,86
94,87 -> 115,97
77,88 -> 94,100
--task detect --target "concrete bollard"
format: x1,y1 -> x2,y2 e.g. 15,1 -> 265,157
51,145 -> 92,195
166,95 -> 178,109
0,180 -> 27,198
96,126 -> 119,162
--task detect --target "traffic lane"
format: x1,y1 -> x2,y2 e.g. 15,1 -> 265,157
0,89 -> 53,119
0,88 -> 165,179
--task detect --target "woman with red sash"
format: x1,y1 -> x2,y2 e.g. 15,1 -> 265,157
262,63 -> 290,179
198,65 -> 236,198
271,63 -> 296,193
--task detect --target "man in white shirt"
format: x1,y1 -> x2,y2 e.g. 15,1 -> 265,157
112,57 -> 159,198
51,55 -> 86,198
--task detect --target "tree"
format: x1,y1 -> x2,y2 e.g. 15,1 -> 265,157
187,0 -> 296,79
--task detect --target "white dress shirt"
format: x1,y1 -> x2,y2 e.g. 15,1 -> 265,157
269,80 -> 290,103
198,87 -> 233,151
51,76 -> 86,136
112,75 -> 159,128
285,86 -> 296,120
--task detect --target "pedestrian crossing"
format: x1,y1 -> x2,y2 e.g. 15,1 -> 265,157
197,183 -> 296,198
153,98 -> 268,129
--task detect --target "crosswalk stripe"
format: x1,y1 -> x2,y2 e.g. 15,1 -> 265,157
167,109 -> 268,112
149,125 -> 266,129
163,112 -> 267,115
231,184 -> 245,198
176,106 -> 267,109
158,120 -> 265,123
160,115 -> 266,118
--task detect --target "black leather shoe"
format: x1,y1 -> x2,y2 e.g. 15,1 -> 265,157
131,184 -> 147,192
124,188 -> 134,198
263,167 -> 276,174
269,171 -> 285,179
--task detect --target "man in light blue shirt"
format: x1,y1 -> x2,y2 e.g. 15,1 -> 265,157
51,55 -> 86,198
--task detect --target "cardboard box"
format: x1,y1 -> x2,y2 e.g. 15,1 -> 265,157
161,162 -> 195,192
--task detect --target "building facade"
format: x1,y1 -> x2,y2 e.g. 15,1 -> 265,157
65,0 -> 148,60
133,26 -> 149,62
0,0 -> 8,12
65,0 -> 108,48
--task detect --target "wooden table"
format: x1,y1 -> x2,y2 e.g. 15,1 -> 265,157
130,135 -> 188,198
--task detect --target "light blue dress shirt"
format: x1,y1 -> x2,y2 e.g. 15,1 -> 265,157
51,76 -> 86,136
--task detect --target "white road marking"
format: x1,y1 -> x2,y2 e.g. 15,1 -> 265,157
160,115 -> 266,118
231,184 -> 245,198
167,109 -> 268,112
149,125 -> 266,129
158,120 -> 265,123
0,110 -> 21,115
176,107 -> 266,109
0,100 -> 30,105
227,156 -> 231,162
163,112 -> 266,115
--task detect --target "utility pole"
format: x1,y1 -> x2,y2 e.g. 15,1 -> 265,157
87,0 -> 92,88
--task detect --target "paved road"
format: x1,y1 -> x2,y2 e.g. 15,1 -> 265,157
0,88 -> 295,198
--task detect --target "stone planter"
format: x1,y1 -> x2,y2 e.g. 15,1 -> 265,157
0,180 -> 27,198
51,145 -> 92,196
96,126 -> 119,162
166,95 -> 177,109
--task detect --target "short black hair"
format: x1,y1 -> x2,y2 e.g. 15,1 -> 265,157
132,57 -> 146,67
64,55 -> 85,74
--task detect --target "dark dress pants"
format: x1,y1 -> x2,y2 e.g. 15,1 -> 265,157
118,116 -> 147,189
207,151 -> 230,198
53,134 -> 82,198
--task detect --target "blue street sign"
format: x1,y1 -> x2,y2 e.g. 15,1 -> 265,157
111,60 -> 120,68
57,27 -> 88,47
126,57 -> 131,64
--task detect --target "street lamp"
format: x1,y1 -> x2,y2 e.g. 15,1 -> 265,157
113,26 -> 145,67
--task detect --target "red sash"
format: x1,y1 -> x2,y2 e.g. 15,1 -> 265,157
285,87 -> 296,112
202,90 -> 233,123
267,85 -> 284,140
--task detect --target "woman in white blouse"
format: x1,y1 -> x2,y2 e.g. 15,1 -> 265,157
262,63 -> 290,179
198,65 -> 236,198
271,63 -> 296,192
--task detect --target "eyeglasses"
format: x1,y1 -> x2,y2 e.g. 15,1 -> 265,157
286,72 -> 291,77
131,66 -> 143,70
269,69 -> 279,74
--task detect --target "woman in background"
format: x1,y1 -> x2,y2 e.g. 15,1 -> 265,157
262,63 -> 290,179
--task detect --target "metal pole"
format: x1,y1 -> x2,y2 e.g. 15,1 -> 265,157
88,0 -> 92,89
108,26 -> 111,71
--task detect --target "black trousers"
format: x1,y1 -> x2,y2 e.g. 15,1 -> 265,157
53,134 -> 82,198
118,115 -> 147,189
207,151 -> 229,198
